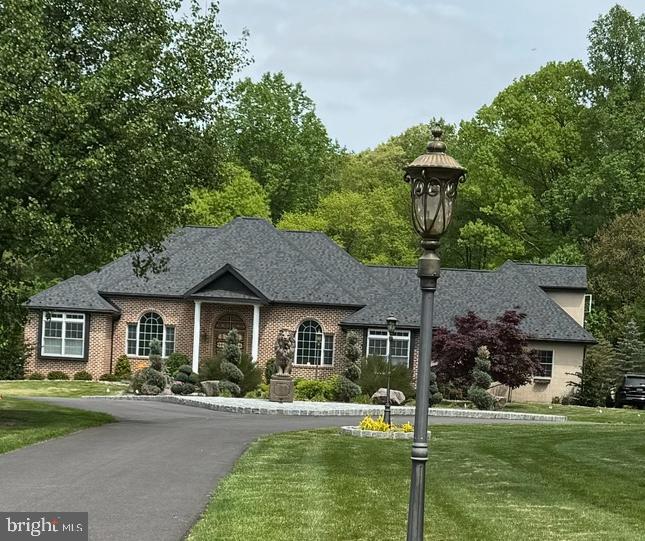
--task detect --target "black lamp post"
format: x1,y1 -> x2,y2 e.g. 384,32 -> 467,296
384,315 -> 398,425
404,127 -> 466,541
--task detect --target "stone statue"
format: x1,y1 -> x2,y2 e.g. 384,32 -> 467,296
270,329 -> 295,402
274,329 -> 295,375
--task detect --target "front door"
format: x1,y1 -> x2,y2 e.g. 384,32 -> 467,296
213,313 -> 247,355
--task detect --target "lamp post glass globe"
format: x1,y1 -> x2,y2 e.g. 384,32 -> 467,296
384,315 -> 397,426
404,127 -> 465,541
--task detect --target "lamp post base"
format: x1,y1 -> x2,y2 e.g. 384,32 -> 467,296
383,403 -> 391,425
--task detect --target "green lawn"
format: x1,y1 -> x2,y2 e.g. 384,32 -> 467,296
0,397 -> 113,454
0,379 -> 128,398
188,422 -> 645,541
504,402 -> 645,424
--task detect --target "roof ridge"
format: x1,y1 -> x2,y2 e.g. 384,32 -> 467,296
513,261 -> 586,268
276,227 -> 367,305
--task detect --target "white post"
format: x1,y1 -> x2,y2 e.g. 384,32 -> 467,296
192,301 -> 202,373
251,304 -> 260,362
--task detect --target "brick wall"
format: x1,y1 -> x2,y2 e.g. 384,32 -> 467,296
109,296 -> 195,373
24,311 -> 112,379
23,300 -> 425,383
257,305 -> 357,378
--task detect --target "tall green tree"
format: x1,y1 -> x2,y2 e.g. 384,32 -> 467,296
229,72 -> 341,219
568,339 -> 616,406
0,0 -> 247,369
278,187 -> 416,265
615,320 -> 645,377
189,164 -> 271,226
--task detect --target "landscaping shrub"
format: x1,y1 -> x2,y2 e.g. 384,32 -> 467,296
467,346 -> 495,410
199,330 -> 251,397
358,356 -> 414,398
148,338 -> 163,371
199,356 -> 222,381
239,353 -> 261,395
219,380 -> 240,396
245,383 -> 269,399
221,359 -> 244,383
131,367 -> 165,394
351,394 -> 372,404
99,373 -> 120,382
428,368 -> 443,406
335,376 -> 361,402
294,377 -> 337,401
28,372 -> 45,380
343,331 -> 362,383
359,415 -> 413,433
141,383 -> 162,395
165,352 -> 189,377
174,371 -> 189,383
171,364 -> 200,395
47,371 -> 69,380
73,370 -> 93,381
113,355 -> 132,379
171,382 -> 195,395
264,358 -> 277,384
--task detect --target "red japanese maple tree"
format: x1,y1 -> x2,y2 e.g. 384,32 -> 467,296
432,310 -> 539,393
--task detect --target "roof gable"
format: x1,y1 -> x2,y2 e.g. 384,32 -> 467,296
188,265 -> 267,303
513,262 -> 587,290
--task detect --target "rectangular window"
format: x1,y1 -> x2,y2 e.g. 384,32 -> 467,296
42,312 -> 86,358
164,326 -> 175,357
536,350 -> 554,378
367,328 -> 410,367
127,324 -> 137,355
323,334 -> 334,365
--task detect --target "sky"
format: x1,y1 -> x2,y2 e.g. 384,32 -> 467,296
209,0 -> 643,152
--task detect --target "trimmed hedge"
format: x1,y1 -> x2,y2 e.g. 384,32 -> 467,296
28,372 -> 45,380
73,370 -> 93,381
47,371 -> 69,380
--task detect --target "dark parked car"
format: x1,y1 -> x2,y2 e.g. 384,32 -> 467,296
615,374 -> 645,408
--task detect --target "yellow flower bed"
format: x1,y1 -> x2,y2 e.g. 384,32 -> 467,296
359,415 -> 413,433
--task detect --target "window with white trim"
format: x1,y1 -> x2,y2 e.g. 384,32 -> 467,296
367,328 -> 411,366
295,320 -> 334,366
535,350 -> 554,378
41,312 -> 86,358
126,312 -> 175,357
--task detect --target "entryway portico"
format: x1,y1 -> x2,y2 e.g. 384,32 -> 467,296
191,300 -> 261,372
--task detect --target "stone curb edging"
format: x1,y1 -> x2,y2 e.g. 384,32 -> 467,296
83,394 -> 567,422
341,426 -> 430,440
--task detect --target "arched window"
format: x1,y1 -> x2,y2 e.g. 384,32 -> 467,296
214,314 -> 246,354
126,312 -> 175,357
295,320 -> 335,366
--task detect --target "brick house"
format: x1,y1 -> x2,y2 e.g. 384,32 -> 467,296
24,217 -> 595,402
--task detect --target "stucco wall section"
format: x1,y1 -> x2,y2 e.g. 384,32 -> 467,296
23,311 -> 113,379
511,340 -> 585,403
544,290 -> 586,326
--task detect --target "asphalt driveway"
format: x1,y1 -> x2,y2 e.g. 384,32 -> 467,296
0,398 -> 540,541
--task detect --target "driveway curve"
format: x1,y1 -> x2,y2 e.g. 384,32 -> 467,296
0,398 -> 536,541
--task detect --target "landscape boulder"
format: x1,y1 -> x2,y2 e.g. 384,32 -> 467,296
201,380 -> 220,397
371,388 -> 406,406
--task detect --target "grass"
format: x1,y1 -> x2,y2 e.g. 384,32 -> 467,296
504,402 -> 645,424
188,422 -> 645,541
0,379 -> 128,398
0,397 -> 113,454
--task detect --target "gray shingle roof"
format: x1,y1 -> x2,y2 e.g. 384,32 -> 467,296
344,262 -> 595,343
514,262 -> 587,290
26,275 -> 120,314
27,217 -> 594,344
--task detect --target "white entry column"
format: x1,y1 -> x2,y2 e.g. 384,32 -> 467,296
251,304 -> 261,362
192,300 -> 202,372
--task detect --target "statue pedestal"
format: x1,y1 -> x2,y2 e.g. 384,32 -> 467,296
269,375 -> 294,403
